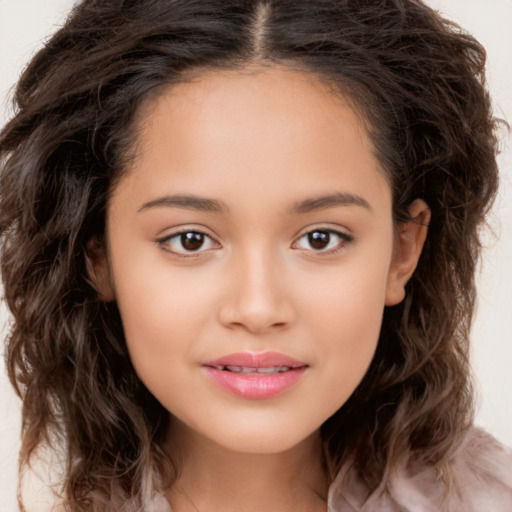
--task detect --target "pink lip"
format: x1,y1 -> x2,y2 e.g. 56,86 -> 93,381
202,351 -> 308,400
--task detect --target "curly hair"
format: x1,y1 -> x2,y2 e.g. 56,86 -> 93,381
0,0 -> 500,509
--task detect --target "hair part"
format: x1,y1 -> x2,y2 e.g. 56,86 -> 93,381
0,0 -> 500,509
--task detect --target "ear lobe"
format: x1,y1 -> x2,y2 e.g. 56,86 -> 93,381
385,199 -> 430,306
85,237 -> 115,302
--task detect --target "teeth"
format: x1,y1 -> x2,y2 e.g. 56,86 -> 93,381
220,365 -> 291,374
257,366 -> 288,374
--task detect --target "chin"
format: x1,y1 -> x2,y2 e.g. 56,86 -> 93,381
197,420 -> 320,456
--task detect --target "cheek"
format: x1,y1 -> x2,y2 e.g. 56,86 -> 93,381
112,238 -> 215,327
299,254 -> 391,403
109,254 -> 211,376
313,286 -> 383,356
302,246 -> 391,334
110,254 -> 235,411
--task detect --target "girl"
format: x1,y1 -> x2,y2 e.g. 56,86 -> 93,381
1,1 -> 511,511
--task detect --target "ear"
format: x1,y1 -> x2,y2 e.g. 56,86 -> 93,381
85,237 -> 115,302
385,199 -> 430,306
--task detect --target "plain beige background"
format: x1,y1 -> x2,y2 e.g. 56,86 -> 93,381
1,0 -> 511,510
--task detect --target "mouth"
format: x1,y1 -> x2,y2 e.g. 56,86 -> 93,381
206,365 -> 299,374
202,351 -> 308,370
201,352 -> 308,400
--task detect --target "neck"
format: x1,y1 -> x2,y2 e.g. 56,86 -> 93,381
165,420 -> 328,512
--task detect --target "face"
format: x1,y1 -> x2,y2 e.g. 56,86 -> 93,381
101,66 -> 425,455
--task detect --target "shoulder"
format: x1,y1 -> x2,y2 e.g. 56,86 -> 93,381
147,494 -> 173,512
444,427 -> 512,510
50,494 -> 173,512
327,427 -> 512,512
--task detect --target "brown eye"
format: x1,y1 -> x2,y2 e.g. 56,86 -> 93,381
294,228 -> 353,253
181,232 -> 205,251
158,230 -> 219,256
307,230 -> 331,250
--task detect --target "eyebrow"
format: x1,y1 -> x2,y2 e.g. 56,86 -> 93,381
291,192 -> 372,214
138,192 -> 371,214
138,194 -> 228,213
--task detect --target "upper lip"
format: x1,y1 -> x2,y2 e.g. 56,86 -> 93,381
202,351 -> 308,369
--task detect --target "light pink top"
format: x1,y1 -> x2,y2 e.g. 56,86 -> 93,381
147,428 -> 512,512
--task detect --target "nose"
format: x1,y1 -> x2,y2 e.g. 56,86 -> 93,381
217,246 -> 296,334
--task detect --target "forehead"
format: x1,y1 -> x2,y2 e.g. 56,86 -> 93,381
114,66 -> 390,217
136,66 -> 370,151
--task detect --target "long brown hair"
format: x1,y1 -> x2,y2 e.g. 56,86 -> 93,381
0,0 -> 500,509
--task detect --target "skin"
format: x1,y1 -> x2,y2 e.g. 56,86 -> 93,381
93,66 -> 429,512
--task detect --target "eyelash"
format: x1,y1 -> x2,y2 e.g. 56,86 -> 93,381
156,228 -> 220,259
156,227 -> 354,259
292,228 -> 354,255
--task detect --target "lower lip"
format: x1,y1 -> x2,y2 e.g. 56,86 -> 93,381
202,367 -> 307,400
